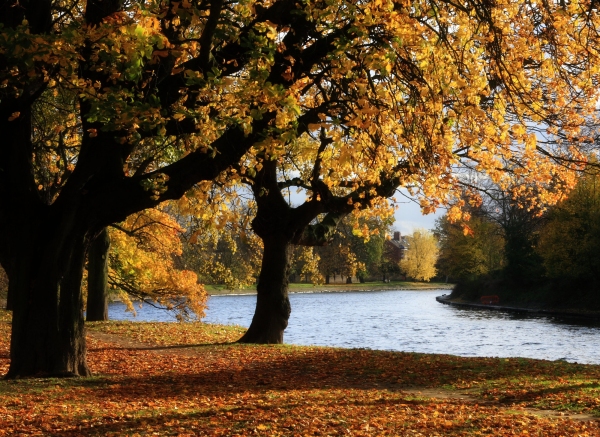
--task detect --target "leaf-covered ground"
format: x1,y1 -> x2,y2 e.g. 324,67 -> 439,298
1,310 -> 599,435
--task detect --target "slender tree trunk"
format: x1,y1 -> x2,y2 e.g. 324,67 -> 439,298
4,268 -> 12,311
86,227 -> 110,321
238,236 -> 292,344
325,274 -> 330,284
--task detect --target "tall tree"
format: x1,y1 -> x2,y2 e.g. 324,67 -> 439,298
290,246 -> 322,284
435,214 -> 504,283
234,0 -> 600,343
316,230 -> 363,285
181,192 -> 263,291
399,229 -> 439,282
1,0 -> 600,375
537,169 -> 600,284
475,182 -> 546,282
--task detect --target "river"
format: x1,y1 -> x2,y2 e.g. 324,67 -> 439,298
108,289 -> 600,364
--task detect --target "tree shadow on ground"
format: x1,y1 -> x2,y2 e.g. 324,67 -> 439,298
492,381 -> 600,403
79,343 -> 600,404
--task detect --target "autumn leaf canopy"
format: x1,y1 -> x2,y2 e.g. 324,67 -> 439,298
0,0 -> 598,230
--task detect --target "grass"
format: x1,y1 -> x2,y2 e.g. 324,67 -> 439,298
1,309 -> 599,435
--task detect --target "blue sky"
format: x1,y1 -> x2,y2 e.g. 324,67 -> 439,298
393,197 -> 444,235
284,187 -> 445,236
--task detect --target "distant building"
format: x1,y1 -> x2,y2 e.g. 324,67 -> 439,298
385,231 -> 408,263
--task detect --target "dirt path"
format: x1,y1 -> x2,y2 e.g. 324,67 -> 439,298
87,330 -> 599,422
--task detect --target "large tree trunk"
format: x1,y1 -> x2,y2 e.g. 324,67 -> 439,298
5,214 -> 92,379
238,236 -> 292,344
86,227 -> 110,321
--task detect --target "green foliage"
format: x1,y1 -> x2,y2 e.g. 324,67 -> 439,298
448,172 -> 600,310
180,199 -> 263,291
435,215 -> 504,283
314,215 -> 391,283
537,170 -> 600,286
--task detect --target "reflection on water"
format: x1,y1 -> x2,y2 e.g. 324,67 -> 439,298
108,289 -> 600,364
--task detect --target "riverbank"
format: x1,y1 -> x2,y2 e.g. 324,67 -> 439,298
207,280 -> 454,295
436,294 -> 600,320
1,310 -> 599,435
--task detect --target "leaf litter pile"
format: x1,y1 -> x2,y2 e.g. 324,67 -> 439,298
1,310 -> 599,435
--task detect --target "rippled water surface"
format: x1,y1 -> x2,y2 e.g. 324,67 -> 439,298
108,289 -> 600,364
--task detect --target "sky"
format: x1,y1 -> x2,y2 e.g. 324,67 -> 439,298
393,199 -> 444,236
392,189 -> 445,236
286,187 -> 445,237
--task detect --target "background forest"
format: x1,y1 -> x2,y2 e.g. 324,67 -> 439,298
438,168 -> 600,311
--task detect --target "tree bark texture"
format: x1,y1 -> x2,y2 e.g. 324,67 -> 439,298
238,236 -> 292,343
5,210 -> 92,378
86,228 -> 110,322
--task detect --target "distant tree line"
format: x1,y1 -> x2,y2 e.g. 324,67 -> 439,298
438,169 -> 600,309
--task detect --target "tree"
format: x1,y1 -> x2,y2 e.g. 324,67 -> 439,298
106,208 -> 206,321
316,234 -> 363,285
474,182 -> 546,282
0,0 -> 388,376
399,229 -> 439,282
290,246 -> 323,284
435,214 -> 504,283
537,169 -> 600,284
231,0 -> 600,343
180,192 -> 263,291
2,0 -> 600,375
340,216 -> 389,283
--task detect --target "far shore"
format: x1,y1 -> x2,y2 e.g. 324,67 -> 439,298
206,281 -> 455,296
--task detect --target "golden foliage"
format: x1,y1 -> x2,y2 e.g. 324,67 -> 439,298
5,0 -> 599,221
400,229 -> 439,282
436,214 -> 505,281
108,207 -> 206,321
291,246 -> 323,284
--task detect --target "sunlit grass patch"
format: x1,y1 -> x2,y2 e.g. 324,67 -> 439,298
86,320 -> 246,346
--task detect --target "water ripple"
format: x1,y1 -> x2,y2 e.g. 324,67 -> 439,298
108,289 -> 600,364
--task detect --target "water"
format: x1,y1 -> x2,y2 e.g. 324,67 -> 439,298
108,289 -> 600,364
